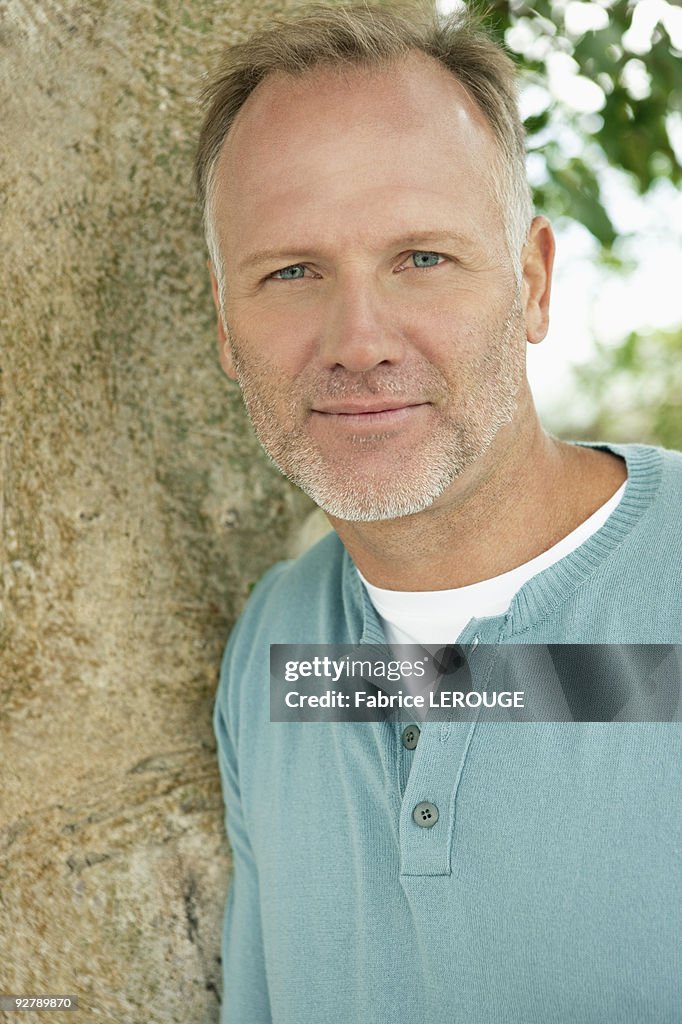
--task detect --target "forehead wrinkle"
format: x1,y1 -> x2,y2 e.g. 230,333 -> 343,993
229,171 -> 502,276
237,227 -> 484,274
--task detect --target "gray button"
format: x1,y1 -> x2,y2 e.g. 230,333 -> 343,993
401,724 -> 420,750
413,802 -> 439,828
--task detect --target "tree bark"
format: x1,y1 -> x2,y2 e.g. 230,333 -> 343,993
0,2 -> 312,1020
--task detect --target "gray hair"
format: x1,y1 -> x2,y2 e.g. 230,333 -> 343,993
195,2 -> 534,310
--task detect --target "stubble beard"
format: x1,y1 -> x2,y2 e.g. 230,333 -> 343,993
226,293 -> 527,522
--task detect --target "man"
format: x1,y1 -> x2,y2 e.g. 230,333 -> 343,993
194,4 -> 682,1021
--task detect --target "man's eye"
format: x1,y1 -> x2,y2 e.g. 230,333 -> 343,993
270,264 -> 308,280
408,251 -> 443,269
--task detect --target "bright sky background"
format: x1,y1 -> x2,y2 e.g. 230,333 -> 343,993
436,0 -> 682,428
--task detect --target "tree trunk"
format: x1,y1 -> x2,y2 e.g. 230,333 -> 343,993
0,3 -> 313,1020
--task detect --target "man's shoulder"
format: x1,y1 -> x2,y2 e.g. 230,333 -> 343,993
652,442 -> 682,497
634,441 -> 682,472
227,529 -> 350,646
620,441 -> 682,519
589,440 -> 682,515
216,530 -> 355,726
611,440 -> 682,473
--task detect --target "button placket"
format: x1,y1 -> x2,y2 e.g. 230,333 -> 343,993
399,717 -> 479,877
396,720 -> 420,797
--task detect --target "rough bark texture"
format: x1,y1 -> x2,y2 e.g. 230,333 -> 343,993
0,2 -> 321,1020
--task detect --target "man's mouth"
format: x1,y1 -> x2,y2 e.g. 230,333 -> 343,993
310,401 -> 429,427
312,399 -> 427,414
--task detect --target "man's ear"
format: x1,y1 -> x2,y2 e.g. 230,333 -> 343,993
208,260 -> 237,380
521,216 -> 555,345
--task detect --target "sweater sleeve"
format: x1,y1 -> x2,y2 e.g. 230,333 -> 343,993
213,652 -> 272,1024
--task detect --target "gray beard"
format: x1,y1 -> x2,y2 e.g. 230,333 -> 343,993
228,293 -> 526,522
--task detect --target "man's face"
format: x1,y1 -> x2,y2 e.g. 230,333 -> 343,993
210,53 -> 538,522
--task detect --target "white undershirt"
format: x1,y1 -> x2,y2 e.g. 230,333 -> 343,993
358,481 -> 627,648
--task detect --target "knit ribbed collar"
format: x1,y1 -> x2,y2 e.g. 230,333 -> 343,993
345,442 -> 663,646
501,441 -> 662,639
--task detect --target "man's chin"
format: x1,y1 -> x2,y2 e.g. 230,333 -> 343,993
258,440 -> 466,522
292,478 -> 448,523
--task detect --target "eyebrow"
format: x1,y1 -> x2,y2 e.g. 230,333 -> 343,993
237,230 -> 477,273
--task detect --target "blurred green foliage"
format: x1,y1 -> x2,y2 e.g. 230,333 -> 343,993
485,0 -> 682,247
480,0 -> 682,447
570,326 -> 682,448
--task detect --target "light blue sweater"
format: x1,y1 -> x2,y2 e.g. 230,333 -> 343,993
214,442 -> 682,1023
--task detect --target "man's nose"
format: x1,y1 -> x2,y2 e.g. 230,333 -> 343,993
318,276 -> 406,372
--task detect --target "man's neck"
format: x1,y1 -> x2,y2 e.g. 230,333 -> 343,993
328,418 -> 627,592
